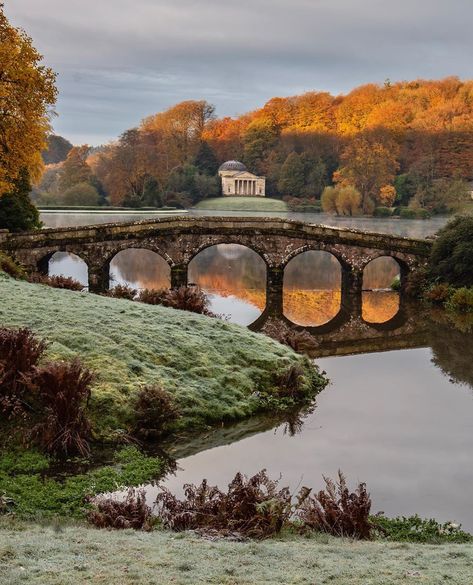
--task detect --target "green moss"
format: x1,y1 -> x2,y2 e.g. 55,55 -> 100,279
0,275 -> 325,436
194,196 -> 288,211
0,447 -> 163,519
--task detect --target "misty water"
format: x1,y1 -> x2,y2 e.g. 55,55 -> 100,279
40,211 -> 473,530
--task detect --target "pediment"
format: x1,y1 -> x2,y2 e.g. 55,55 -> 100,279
233,171 -> 260,179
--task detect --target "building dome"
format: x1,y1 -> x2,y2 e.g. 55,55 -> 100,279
219,160 -> 247,173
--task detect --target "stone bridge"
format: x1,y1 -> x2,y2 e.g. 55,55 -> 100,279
0,216 -> 432,327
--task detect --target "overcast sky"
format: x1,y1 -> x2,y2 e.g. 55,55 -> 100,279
6,0 -> 473,145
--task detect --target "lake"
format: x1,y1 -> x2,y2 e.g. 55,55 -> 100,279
40,210 -> 473,530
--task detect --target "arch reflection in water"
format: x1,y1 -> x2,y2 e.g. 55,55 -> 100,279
362,256 -> 400,324
110,249 -> 171,291
48,252 -> 88,287
283,250 -> 341,326
188,244 -> 266,325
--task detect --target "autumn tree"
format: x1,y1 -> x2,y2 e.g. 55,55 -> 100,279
336,134 -> 400,212
0,4 -> 57,194
321,184 -> 362,216
378,185 -> 397,207
58,146 -> 92,192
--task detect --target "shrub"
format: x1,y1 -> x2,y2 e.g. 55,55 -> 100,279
429,216 -> 473,287
399,207 -> 417,219
137,285 -> 214,316
404,266 -> 428,299
273,365 -> 306,400
374,514 -> 472,543
446,287 -> 473,313
390,276 -> 401,291
28,273 -> 84,291
297,471 -> 372,539
261,320 -> 319,355
0,328 -> 47,418
424,283 -> 452,305
88,488 -> 153,531
0,252 -> 26,279
373,206 -> 392,217
155,470 -> 293,539
28,359 -> 93,458
107,284 -> 137,300
133,385 -> 180,440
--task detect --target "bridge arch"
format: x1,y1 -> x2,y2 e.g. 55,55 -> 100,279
283,249 -> 343,327
41,250 -> 89,287
109,247 -> 171,291
188,243 -> 267,326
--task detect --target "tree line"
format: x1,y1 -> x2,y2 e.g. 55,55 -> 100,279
36,77 -> 473,214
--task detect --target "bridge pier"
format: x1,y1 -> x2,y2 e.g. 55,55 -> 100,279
266,266 -> 284,318
171,264 -> 188,289
341,266 -> 363,318
88,263 -> 110,294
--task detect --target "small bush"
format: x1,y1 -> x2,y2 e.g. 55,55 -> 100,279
373,206 -> 392,217
0,252 -> 26,279
155,470 -> 293,539
424,283 -> 452,305
404,266 -> 428,299
446,287 -> 473,313
137,285 -> 214,316
273,365 -> 306,400
374,514 -> 472,543
107,284 -> 137,300
390,276 -> 401,291
136,288 -> 168,305
0,328 -> 47,418
28,359 -> 93,458
28,273 -> 84,291
261,320 -> 319,355
133,385 -> 180,440
297,471 -> 372,539
88,488 -> 153,531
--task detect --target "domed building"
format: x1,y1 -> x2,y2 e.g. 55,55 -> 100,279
218,160 -> 266,197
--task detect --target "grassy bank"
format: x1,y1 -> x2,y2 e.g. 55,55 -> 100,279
194,196 -> 288,212
0,273 -> 323,436
1,521 -> 472,584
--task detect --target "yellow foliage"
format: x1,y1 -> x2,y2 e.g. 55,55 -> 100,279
0,6 -> 57,194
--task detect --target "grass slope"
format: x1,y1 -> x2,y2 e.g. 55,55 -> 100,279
195,196 -> 288,212
0,274 -> 318,434
1,522 -> 472,584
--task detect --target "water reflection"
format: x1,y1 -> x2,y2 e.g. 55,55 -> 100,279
283,251 -> 341,326
362,257 -> 401,323
48,252 -> 88,288
158,319 -> 473,531
189,244 -> 266,326
110,249 -> 170,290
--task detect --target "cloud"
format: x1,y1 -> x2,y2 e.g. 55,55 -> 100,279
6,0 -> 473,144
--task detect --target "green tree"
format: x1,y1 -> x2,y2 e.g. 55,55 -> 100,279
62,182 -> 100,206
302,156 -> 328,197
142,176 -> 163,207
277,152 -> 305,197
243,119 -> 279,174
0,168 -> 41,231
394,174 -> 416,206
193,141 -> 219,175
429,216 -> 473,287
